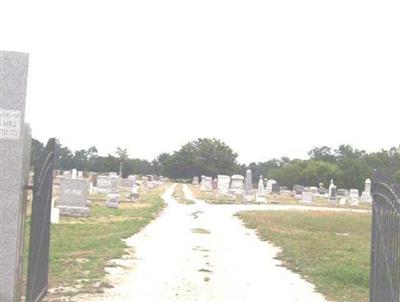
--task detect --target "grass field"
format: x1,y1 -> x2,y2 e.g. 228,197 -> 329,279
23,186 -> 166,298
238,211 -> 371,302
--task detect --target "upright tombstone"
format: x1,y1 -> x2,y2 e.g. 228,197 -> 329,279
271,182 -> 280,194
0,51 -> 31,302
106,175 -> 120,208
88,172 -> 98,187
141,176 -> 149,193
361,178 -> 373,203
96,175 -> 112,193
337,189 -> 349,197
349,189 -> 360,205
309,186 -> 318,195
62,170 -> 72,178
71,169 -> 77,179
244,169 -> 253,195
192,176 -> 199,185
293,185 -> 305,198
266,179 -> 278,194
318,182 -> 328,195
120,177 -> 136,189
256,175 -> 266,202
217,175 -> 231,194
128,175 -> 139,201
200,175 -> 212,191
230,175 -> 244,194
58,178 -> 90,217
328,179 -> 337,202
301,191 -> 313,203
212,178 -> 218,190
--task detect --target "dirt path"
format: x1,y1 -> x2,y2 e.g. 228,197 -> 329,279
75,185 -> 333,302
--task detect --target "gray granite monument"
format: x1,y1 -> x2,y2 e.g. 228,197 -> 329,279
244,169 -> 253,195
106,175 -> 120,208
0,51 -> 30,302
58,177 -> 90,217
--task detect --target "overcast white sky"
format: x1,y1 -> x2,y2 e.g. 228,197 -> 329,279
1,0 -> 399,163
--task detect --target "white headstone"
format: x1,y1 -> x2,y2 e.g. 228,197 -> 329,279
361,178 -> 373,203
51,199 -> 60,224
200,175 -> 212,191
328,179 -> 337,202
301,191 -> 313,203
256,175 -> 266,202
349,189 -> 360,205
217,175 -> 231,194
266,179 -> 277,193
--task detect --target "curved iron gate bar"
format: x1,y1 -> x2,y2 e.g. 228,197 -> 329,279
28,160 -> 53,300
370,171 -> 400,302
26,138 -> 55,302
371,195 -> 396,300
36,152 -> 54,193
372,182 -> 399,209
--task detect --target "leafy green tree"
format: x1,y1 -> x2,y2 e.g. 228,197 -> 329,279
302,161 -> 340,187
32,137 -> 400,187
54,140 -> 74,170
308,146 -> 336,163
394,170 -> 400,183
164,138 -> 239,179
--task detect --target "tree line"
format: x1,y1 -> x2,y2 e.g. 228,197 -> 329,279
31,137 -> 400,191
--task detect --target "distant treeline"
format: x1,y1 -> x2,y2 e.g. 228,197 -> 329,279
31,138 -> 400,191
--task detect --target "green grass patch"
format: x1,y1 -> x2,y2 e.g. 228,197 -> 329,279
23,188 -> 165,298
238,211 -> 371,302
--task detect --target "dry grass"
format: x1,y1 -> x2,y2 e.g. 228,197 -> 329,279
238,210 -> 371,302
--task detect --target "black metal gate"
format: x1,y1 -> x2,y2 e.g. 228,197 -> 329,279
26,138 -> 56,302
370,170 -> 400,302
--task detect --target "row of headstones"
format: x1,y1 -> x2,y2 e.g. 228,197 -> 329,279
56,171 -> 162,219
195,169 -> 373,206
295,179 -> 373,205
195,170 -> 280,202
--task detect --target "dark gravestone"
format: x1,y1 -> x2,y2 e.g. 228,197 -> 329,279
58,178 -> 90,217
271,183 -> 280,194
293,185 -> 305,195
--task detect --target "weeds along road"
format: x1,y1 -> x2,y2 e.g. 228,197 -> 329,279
75,184 -> 331,302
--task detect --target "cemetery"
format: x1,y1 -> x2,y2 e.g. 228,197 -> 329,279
190,171 -> 373,210
1,50 -> 398,302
